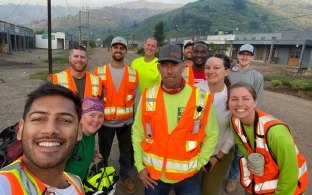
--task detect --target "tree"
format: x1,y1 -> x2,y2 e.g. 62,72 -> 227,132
153,21 -> 166,47
233,0 -> 246,10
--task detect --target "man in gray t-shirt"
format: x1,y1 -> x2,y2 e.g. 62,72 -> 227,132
228,44 -> 263,108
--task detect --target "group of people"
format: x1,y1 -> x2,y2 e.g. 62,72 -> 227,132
0,35 -> 308,195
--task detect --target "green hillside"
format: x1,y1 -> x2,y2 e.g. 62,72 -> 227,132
116,0 -> 305,41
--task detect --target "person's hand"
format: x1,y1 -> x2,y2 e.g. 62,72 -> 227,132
139,168 -> 158,189
202,157 -> 217,173
247,162 -> 263,176
93,151 -> 103,164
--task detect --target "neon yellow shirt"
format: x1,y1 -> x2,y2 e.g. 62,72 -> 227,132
131,57 -> 161,94
132,85 -> 219,183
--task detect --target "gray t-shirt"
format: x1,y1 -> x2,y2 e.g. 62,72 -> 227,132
228,66 -> 264,108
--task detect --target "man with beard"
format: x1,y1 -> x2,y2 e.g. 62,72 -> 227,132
0,83 -> 84,194
131,37 -> 161,94
94,37 -> 139,194
183,41 -> 193,67
182,41 -> 195,85
191,41 -> 209,84
49,45 -> 102,99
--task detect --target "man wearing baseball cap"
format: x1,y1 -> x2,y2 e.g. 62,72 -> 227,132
132,44 -> 219,195
183,41 -> 194,67
94,36 -> 139,193
225,43 -> 264,193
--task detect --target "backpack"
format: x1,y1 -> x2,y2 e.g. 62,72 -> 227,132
84,161 -> 119,195
0,123 -> 23,168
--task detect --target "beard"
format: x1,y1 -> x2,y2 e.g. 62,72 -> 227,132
71,63 -> 87,72
113,56 -> 124,62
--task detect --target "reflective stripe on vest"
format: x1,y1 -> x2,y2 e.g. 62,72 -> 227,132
89,73 -> 100,97
240,157 -> 279,192
0,170 -> 27,194
128,67 -> 136,83
104,106 -> 133,116
166,156 -> 198,173
0,159 -> 83,194
56,71 -> 69,88
182,67 -> 190,83
143,152 -> 164,171
145,85 -> 160,112
97,66 -> 106,80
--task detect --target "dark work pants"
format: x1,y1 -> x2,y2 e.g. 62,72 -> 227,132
98,124 -> 132,180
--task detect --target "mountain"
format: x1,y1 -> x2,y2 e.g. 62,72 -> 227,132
0,3 -> 80,25
115,0 -> 311,41
113,0 -> 183,10
9,0 -> 311,43
26,6 -> 172,38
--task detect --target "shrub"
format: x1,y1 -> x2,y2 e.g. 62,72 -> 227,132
290,80 -> 310,91
271,79 -> 283,87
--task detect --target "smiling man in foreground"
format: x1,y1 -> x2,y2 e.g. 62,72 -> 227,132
0,83 -> 84,194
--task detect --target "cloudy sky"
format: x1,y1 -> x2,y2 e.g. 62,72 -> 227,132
1,0 -> 198,8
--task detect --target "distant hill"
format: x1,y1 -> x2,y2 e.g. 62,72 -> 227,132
252,0 -> 312,29
25,2 -> 181,38
0,3 -> 80,25
115,0 -> 310,41
9,0 -> 311,43
113,0 -> 183,10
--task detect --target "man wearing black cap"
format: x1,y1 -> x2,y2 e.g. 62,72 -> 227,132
132,44 -> 219,195
225,44 -> 264,193
94,36 -> 139,194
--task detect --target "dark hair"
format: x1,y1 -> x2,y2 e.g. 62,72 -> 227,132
70,45 -> 87,55
208,53 -> 231,87
193,41 -> 209,51
23,82 -> 82,121
226,82 -> 257,109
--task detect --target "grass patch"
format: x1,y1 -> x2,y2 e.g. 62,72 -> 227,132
30,65 -> 67,81
44,50 -> 70,64
264,75 -> 312,91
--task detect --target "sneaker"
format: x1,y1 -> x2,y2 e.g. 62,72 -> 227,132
120,178 -> 136,194
225,180 -> 237,193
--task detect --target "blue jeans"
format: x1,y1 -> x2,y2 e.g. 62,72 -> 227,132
227,145 -> 242,180
145,173 -> 200,195
98,124 -> 132,179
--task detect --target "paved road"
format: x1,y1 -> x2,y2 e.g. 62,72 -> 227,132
0,48 -> 310,194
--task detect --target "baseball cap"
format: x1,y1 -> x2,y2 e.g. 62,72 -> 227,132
158,44 -> 183,64
239,44 -> 254,55
111,36 -> 127,49
184,41 -> 194,49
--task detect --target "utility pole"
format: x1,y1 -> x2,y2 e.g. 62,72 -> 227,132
78,10 -> 89,48
175,25 -> 179,43
47,0 -> 52,74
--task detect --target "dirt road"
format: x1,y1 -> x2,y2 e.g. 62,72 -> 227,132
0,47 -> 310,194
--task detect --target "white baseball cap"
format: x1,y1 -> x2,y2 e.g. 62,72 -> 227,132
239,44 -> 254,55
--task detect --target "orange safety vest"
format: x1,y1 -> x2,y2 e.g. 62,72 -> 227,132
94,64 -> 138,120
232,110 -> 308,195
0,158 -> 83,194
51,69 -> 102,98
141,85 -> 213,181
182,66 -> 195,85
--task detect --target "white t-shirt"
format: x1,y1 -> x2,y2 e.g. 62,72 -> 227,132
195,81 -> 234,155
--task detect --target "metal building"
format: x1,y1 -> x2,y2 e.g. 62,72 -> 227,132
0,20 -> 34,54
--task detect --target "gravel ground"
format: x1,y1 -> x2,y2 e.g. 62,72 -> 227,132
0,48 -> 310,194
